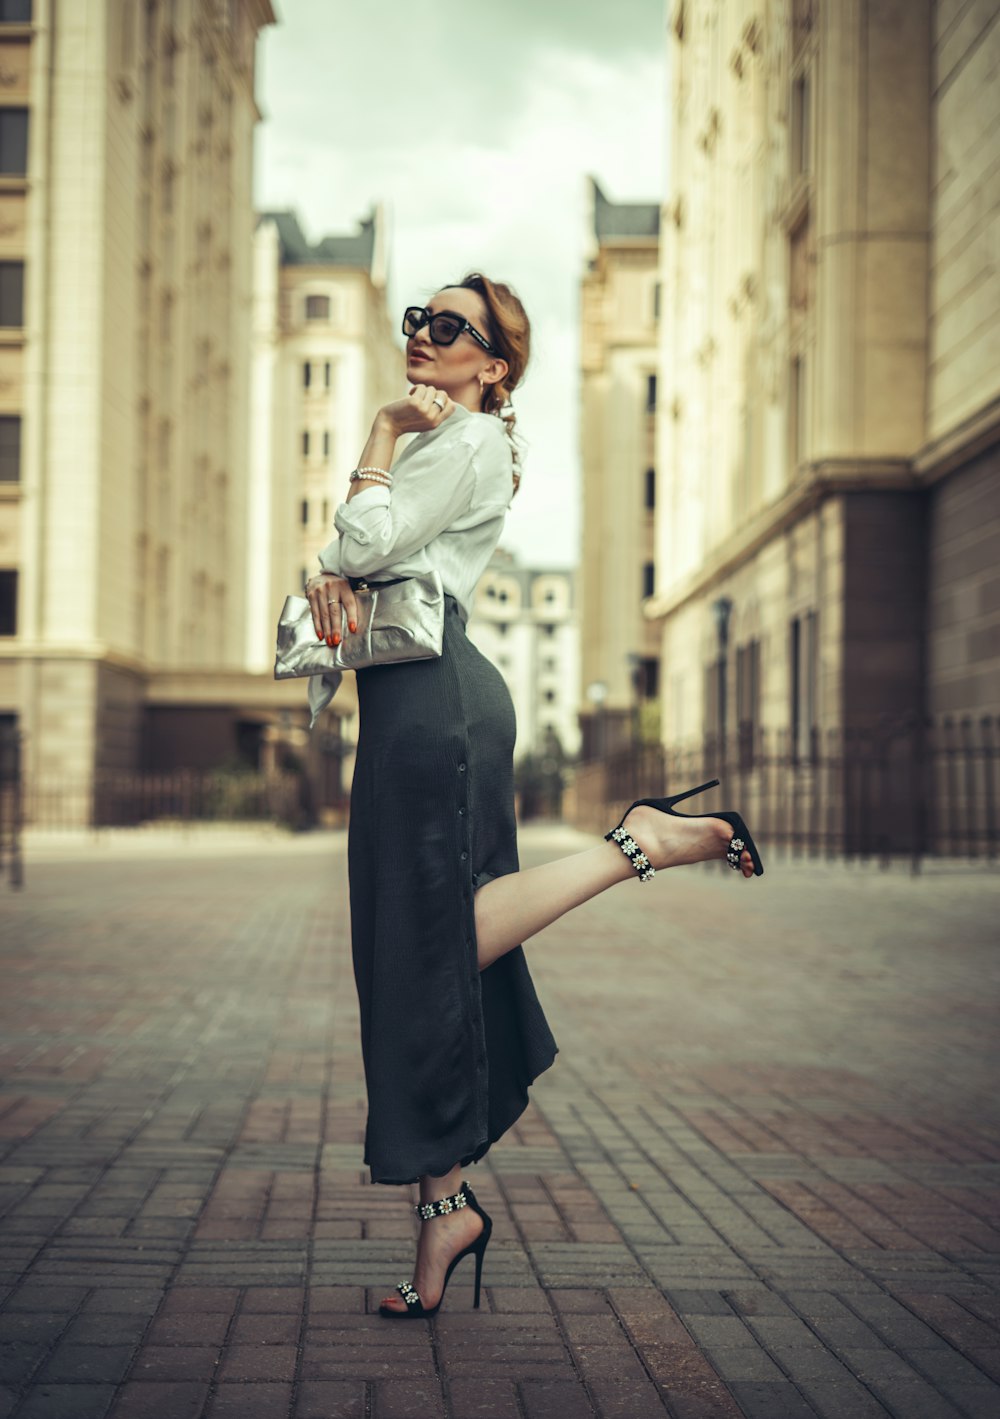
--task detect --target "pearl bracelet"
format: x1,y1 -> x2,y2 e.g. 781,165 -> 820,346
350,465 -> 392,486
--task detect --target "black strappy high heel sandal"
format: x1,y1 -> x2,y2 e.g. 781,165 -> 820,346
605,778 -> 764,879
378,1180 -> 493,1319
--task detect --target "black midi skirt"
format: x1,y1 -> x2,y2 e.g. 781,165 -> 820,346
347,593 -> 559,1185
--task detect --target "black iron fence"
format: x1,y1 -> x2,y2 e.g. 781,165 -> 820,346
7,765 -> 307,834
4,717 -> 998,876
569,716 -> 1000,871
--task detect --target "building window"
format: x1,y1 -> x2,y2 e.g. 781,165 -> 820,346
0,263 -> 24,327
0,570 -> 16,635
644,467 -> 656,510
735,639 -> 760,767
161,161 -> 175,216
0,415 -> 20,482
0,109 -> 28,174
498,622 -> 508,636
704,659 -> 724,744
645,373 -> 657,414
642,562 -> 655,598
322,498 -> 329,523
790,611 -> 818,759
652,281 -> 661,321
324,361 -> 331,388
791,71 -> 811,178
542,623 -> 556,637
789,354 -> 806,469
302,361 -> 311,389
305,294 -> 330,321
544,689 -> 556,703
0,1 -> 32,21
301,430 -> 310,457
322,430 -> 330,458
637,657 -> 659,699
300,499 -> 308,526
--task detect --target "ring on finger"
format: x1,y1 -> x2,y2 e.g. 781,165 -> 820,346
432,396 -> 445,410
327,598 -> 339,605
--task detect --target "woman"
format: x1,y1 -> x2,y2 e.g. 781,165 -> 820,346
306,273 -> 761,1320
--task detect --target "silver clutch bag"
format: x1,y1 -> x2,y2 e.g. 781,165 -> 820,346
274,570 -> 445,679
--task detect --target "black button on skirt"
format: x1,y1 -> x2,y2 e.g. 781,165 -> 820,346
347,594 -> 559,1185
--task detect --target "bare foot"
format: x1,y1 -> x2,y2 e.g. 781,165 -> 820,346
622,805 -> 756,879
379,1203 -> 485,1314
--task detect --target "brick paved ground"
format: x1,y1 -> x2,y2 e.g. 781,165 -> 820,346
1,825 -> 998,1419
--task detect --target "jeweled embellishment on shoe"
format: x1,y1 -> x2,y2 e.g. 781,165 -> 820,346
726,835 -> 745,870
415,1185 -> 468,1220
605,826 -> 656,883
397,1281 -> 420,1307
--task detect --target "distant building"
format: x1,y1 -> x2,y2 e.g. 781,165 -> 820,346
247,208 -> 404,669
652,0 -> 1000,756
467,550 -> 580,762
0,0 -> 276,808
578,177 -> 661,760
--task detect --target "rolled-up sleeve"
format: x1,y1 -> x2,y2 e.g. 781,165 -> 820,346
327,433 -> 478,578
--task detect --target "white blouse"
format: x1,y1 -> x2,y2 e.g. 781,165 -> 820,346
306,404 -> 516,724
316,403 -> 515,606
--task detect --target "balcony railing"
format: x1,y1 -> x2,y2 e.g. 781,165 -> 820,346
569,716 -> 1000,871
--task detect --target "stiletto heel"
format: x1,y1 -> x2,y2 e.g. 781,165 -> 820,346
378,1180 -> 493,1319
473,1237 -> 485,1309
605,778 -> 764,879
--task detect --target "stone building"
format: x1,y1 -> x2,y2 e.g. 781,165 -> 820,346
650,0 -> 1000,757
578,177 -> 662,759
0,0 -> 276,801
247,208 -> 404,674
242,207 -> 404,801
466,549 -> 581,763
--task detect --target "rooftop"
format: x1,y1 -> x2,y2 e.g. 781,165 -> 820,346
258,210 -> 377,269
591,178 -> 660,242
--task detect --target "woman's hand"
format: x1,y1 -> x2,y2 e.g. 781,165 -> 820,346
306,573 -> 358,648
377,385 -> 454,437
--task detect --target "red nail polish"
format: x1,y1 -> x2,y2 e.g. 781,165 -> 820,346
326,635 -> 334,647
348,621 -> 357,633
333,634 -> 341,646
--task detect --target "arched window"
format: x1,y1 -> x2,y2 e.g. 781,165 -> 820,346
305,294 -> 330,321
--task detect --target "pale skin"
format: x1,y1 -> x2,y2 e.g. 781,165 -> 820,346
306,287 -> 757,1312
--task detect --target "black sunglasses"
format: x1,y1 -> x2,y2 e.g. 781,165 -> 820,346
402,305 -> 495,354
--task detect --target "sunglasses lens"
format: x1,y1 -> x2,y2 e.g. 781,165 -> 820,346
430,314 -> 462,345
402,308 -> 425,335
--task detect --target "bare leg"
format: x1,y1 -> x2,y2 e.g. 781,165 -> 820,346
379,810 -> 754,1314
378,1160 -> 484,1314
475,807 -> 755,971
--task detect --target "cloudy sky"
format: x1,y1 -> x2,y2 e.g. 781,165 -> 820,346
254,0 -> 666,566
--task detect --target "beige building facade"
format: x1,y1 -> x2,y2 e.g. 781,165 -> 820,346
651,0 -> 1000,758
0,0 -> 276,802
578,177 -> 661,759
